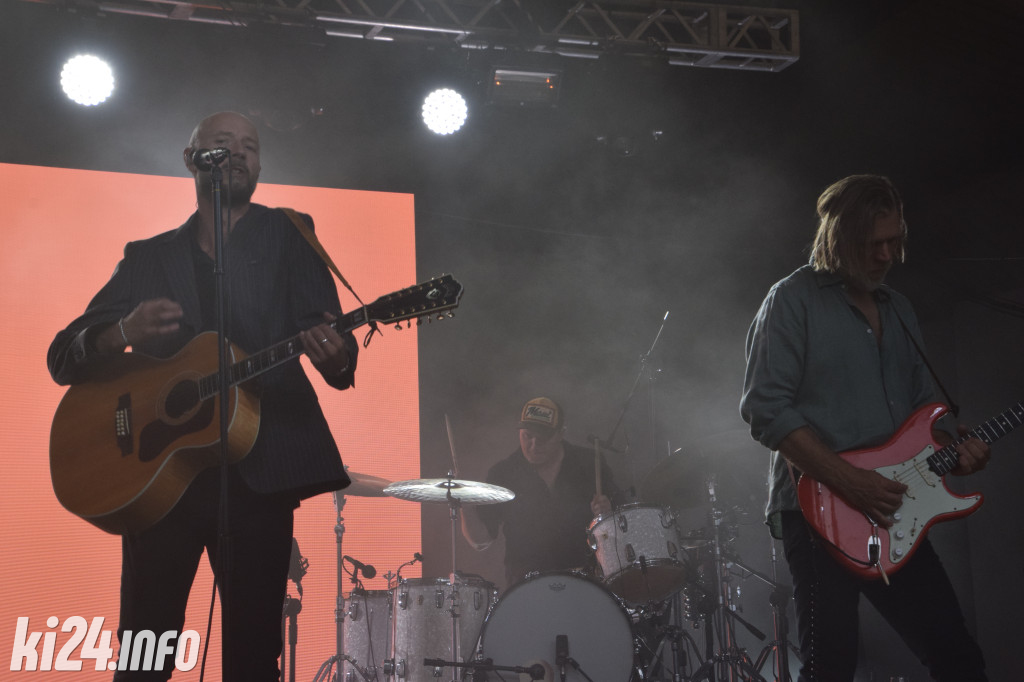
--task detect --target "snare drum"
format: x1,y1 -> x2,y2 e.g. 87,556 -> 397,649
588,503 -> 690,603
390,576 -> 496,681
479,571 -> 634,682
342,589 -> 391,682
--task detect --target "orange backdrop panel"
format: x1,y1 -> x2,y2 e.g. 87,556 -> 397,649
0,163 -> 421,679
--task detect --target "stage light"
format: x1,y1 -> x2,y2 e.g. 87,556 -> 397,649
421,88 -> 468,135
488,68 -> 561,107
60,54 -> 115,106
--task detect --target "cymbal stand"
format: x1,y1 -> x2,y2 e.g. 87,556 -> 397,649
689,476 -> 767,682
312,490 -> 350,682
445,471 -> 464,682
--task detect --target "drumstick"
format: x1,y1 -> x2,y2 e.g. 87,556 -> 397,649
445,413 -> 460,478
594,440 -> 603,500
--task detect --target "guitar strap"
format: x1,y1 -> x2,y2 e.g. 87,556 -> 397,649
280,207 -> 381,346
890,306 -> 960,418
785,299 -> 961,511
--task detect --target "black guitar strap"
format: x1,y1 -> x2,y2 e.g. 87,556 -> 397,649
891,306 -> 960,418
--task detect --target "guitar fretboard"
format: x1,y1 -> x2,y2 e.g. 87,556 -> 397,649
928,400 -> 1024,476
195,310 -> 364,400
179,274 -> 461,401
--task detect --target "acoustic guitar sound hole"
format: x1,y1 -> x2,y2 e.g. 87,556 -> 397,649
165,380 -> 200,419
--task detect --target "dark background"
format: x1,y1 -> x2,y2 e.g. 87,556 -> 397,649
3,0 -> 1022,679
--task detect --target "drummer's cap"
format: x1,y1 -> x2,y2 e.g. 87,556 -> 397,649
518,397 -> 563,435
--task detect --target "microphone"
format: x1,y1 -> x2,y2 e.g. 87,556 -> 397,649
343,555 -> 377,579
413,552 -> 424,563
555,634 -> 568,682
288,538 -> 309,596
191,147 -> 230,170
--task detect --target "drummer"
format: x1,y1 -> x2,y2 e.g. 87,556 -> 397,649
461,397 -> 621,587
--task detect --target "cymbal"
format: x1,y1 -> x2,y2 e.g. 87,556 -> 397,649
342,471 -> 393,497
641,430 -> 768,511
384,478 -> 515,505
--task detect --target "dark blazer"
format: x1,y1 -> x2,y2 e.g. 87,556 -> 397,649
48,204 -> 356,499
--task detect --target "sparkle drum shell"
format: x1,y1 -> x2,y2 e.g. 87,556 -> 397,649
390,577 -> 496,681
588,503 -> 690,603
342,589 -> 391,682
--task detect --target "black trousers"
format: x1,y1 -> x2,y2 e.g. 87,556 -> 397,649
780,511 -> 986,682
112,467 -> 297,681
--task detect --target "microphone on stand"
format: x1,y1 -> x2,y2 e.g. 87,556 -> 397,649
191,147 -> 230,170
288,537 -> 309,596
555,634 -> 568,682
343,555 -> 377,579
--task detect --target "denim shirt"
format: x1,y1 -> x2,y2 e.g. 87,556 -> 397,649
740,265 -> 942,522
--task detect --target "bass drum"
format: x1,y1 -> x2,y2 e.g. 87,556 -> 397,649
479,571 -> 634,682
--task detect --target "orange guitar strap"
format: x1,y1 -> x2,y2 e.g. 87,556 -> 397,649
280,207 -> 380,346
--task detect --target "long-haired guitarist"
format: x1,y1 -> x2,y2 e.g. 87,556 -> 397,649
740,175 -> 990,681
47,111 -> 358,681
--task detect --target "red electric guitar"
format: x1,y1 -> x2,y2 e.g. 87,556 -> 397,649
797,400 -> 1023,580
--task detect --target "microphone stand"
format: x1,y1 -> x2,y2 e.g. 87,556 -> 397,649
210,156 -> 236,682
565,657 -> 597,682
734,545 -> 798,682
601,311 -> 669,484
422,657 -> 546,681
281,595 -> 301,682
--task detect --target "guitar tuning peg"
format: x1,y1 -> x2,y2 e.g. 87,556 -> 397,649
394,322 -> 403,330
436,314 -> 445,321
447,311 -> 455,318
416,317 -> 423,326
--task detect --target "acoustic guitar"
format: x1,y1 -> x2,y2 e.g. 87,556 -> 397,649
49,275 -> 463,534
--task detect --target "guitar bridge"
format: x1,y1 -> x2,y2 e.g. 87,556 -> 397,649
115,393 -> 133,456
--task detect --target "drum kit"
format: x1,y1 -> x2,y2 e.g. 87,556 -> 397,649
307,441 -> 797,682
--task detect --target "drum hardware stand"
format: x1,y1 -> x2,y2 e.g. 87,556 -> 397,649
687,476 -> 768,682
441,417 -> 470,682
645,597 -> 704,682
313,490 -> 351,682
444,472 -> 466,682
728,544 -> 797,682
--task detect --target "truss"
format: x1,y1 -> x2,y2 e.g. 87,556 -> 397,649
22,0 -> 799,71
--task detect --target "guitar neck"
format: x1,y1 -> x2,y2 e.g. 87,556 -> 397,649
197,308 -> 367,400
928,400 -> 1024,476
